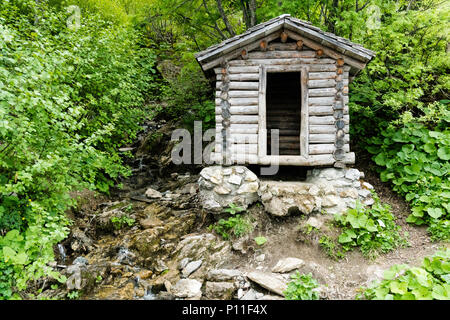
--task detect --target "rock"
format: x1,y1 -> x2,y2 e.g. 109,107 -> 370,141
207,269 -> 242,282
362,182 -> 374,190
139,216 -> 163,229
228,174 -> 242,185
145,187 -> 162,199
272,257 -> 305,273
305,216 -> 323,230
246,271 -> 287,297
179,258 -> 191,270
198,166 -> 259,213
155,260 -> 168,273
136,269 -> 153,280
258,181 -> 320,216
358,189 -> 372,198
345,168 -> 361,181
182,260 -> 203,278
241,288 -> 258,300
237,288 -> 244,299
255,254 -> 266,262
340,188 -> 359,199
171,279 -> 203,298
73,256 -> 89,266
205,281 -> 236,299
363,198 -> 375,206
322,195 -> 340,208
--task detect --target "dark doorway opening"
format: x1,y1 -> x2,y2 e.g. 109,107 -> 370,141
266,72 -> 301,155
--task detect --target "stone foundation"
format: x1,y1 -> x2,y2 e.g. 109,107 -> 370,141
198,166 -> 374,216
198,166 -> 259,213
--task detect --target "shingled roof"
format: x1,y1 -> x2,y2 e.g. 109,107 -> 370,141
196,14 -> 375,74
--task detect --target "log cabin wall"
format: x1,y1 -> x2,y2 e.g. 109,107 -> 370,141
212,39 -> 353,166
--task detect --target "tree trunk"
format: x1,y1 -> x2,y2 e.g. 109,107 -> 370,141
216,0 -> 236,36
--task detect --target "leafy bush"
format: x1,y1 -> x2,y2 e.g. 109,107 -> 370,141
0,0 -> 157,299
110,216 -> 135,230
334,193 -> 407,259
284,272 -> 320,300
367,106 -> 450,240
360,248 -> 450,300
319,235 -> 345,261
209,214 -> 253,240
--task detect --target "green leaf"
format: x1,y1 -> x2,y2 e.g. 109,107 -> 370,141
427,208 -> 444,219
437,147 -> 450,160
374,153 -> 387,166
2,246 -> 16,260
254,236 -> 267,246
423,143 -> 436,154
389,281 -> 408,295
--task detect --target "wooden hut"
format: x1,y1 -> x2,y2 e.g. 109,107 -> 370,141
195,14 -> 375,167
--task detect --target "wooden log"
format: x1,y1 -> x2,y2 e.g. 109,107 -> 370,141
229,134 -> 258,144
217,124 -> 259,134
309,106 -> 334,116
300,66 -> 309,157
309,125 -> 349,134
200,31 -> 282,70
230,115 -> 259,124
216,143 -> 258,154
248,50 -> 316,59
241,48 -> 248,60
309,72 -> 336,80
267,42 -> 297,51
309,133 -> 350,144
283,29 -> 367,70
258,65 -> 267,157
308,79 -> 336,88
308,88 -> 337,97
296,40 -> 303,50
216,73 -> 259,81
280,31 -> 288,43
342,152 -> 355,164
309,115 -> 349,125
216,82 -> 259,90
216,90 -> 259,98
309,143 -> 350,155
228,58 -> 336,66
308,97 -> 336,106
229,97 -> 258,106
260,39 -> 268,51
258,154 -> 335,166
316,49 -> 323,57
337,58 -> 345,66
229,106 -> 258,114
216,106 -> 259,115
228,66 -> 259,73
308,64 -> 337,72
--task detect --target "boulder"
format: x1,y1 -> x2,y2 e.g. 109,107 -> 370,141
246,271 -> 288,297
272,257 -> 305,273
204,281 -> 236,299
145,187 -> 162,199
171,279 -> 203,298
198,166 -> 259,213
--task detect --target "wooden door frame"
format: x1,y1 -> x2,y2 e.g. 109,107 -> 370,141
258,65 -> 309,161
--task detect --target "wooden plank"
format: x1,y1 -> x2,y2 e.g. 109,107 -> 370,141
229,58 -> 336,66
229,66 -> 260,74
229,115 -> 259,124
229,97 -> 258,106
216,106 -> 259,115
216,82 -> 259,90
309,72 -> 336,80
229,134 -> 258,144
308,64 -> 337,72
300,66 -> 309,157
248,50 -> 316,59
309,125 -> 349,134
267,42 -> 297,51
308,79 -> 336,88
308,97 -> 335,106
228,90 -> 259,98
309,106 -> 333,116
309,144 -> 350,155
215,143 -> 258,154
308,88 -> 336,97
217,124 -> 259,134
229,106 -> 258,114
216,73 -> 259,81
309,115 -> 349,125
258,65 -> 267,157
309,133 -> 350,144
200,30 -> 283,70
258,154 -> 335,166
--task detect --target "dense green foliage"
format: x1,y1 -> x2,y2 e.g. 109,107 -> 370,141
0,0 -> 156,299
368,107 -> 450,240
0,0 -> 448,299
334,194 -> 407,259
360,248 -> 450,300
208,204 -> 253,240
284,272 -> 320,300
